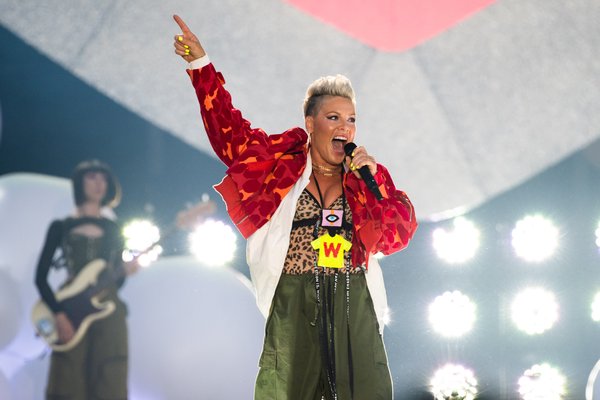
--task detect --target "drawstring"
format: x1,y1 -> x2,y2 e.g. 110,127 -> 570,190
346,263 -> 354,398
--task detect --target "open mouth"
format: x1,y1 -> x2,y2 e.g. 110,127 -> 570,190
331,136 -> 348,153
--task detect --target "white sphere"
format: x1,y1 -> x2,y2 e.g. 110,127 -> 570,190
0,173 -> 72,282
8,356 -> 49,400
0,368 -> 11,400
0,173 -> 72,362
122,256 -> 264,400
0,271 -> 22,351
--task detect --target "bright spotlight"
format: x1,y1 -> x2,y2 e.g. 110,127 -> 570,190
591,292 -> 600,322
430,363 -> 478,400
432,217 -> 480,264
122,219 -> 162,267
511,287 -> 559,335
429,290 -> 477,338
382,306 -> 392,326
595,221 -> 600,250
518,363 -> 566,400
511,215 -> 559,262
428,291 -> 476,338
188,218 -> 237,266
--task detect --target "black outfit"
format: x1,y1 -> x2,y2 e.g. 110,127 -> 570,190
35,216 -> 129,400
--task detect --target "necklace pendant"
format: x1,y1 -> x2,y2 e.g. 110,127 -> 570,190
322,209 -> 343,228
311,232 -> 352,269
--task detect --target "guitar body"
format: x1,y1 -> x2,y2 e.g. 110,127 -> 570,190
31,199 -> 217,352
31,259 -> 117,352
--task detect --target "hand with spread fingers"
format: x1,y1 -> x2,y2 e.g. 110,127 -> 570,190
173,14 -> 206,62
345,145 -> 377,179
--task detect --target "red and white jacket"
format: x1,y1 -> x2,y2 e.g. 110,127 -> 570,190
187,56 -> 417,331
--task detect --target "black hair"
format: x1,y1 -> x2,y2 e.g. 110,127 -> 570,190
71,159 -> 121,207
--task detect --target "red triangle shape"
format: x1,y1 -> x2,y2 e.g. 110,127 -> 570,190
285,0 -> 496,52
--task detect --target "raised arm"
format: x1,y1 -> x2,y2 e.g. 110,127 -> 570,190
173,15 -> 273,167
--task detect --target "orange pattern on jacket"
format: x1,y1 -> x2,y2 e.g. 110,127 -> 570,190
187,64 -> 418,267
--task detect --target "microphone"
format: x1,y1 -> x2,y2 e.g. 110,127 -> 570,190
344,142 -> 383,201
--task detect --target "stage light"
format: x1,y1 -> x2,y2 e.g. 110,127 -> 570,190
430,363 -> 478,400
432,217 -> 480,264
382,306 -> 392,326
591,291 -> 600,322
122,219 -> 162,267
511,287 -> 559,335
595,221 -> 600,249
428,291 -> 476,338
518,363 -> 566,400
188,218 -> 237,266
511,215 -> 558,262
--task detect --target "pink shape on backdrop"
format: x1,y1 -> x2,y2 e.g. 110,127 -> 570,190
284,0 -> 496,52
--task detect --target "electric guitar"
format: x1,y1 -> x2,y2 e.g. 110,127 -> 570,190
31,199 -> 217,352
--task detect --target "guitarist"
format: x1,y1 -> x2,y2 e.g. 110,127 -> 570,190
34,159 -> 139,400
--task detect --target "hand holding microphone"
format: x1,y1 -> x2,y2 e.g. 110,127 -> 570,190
344,142 -> 383,201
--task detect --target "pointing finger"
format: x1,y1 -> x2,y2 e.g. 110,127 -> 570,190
173,14 -> 192,34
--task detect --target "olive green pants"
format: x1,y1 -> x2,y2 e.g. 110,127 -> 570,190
255,273 -> 392,400
46,296 -> 128,400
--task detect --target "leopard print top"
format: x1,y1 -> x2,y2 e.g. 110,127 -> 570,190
283,189 -> 362,275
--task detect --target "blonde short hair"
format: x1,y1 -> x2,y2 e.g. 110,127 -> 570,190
303,74 -> 356,117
